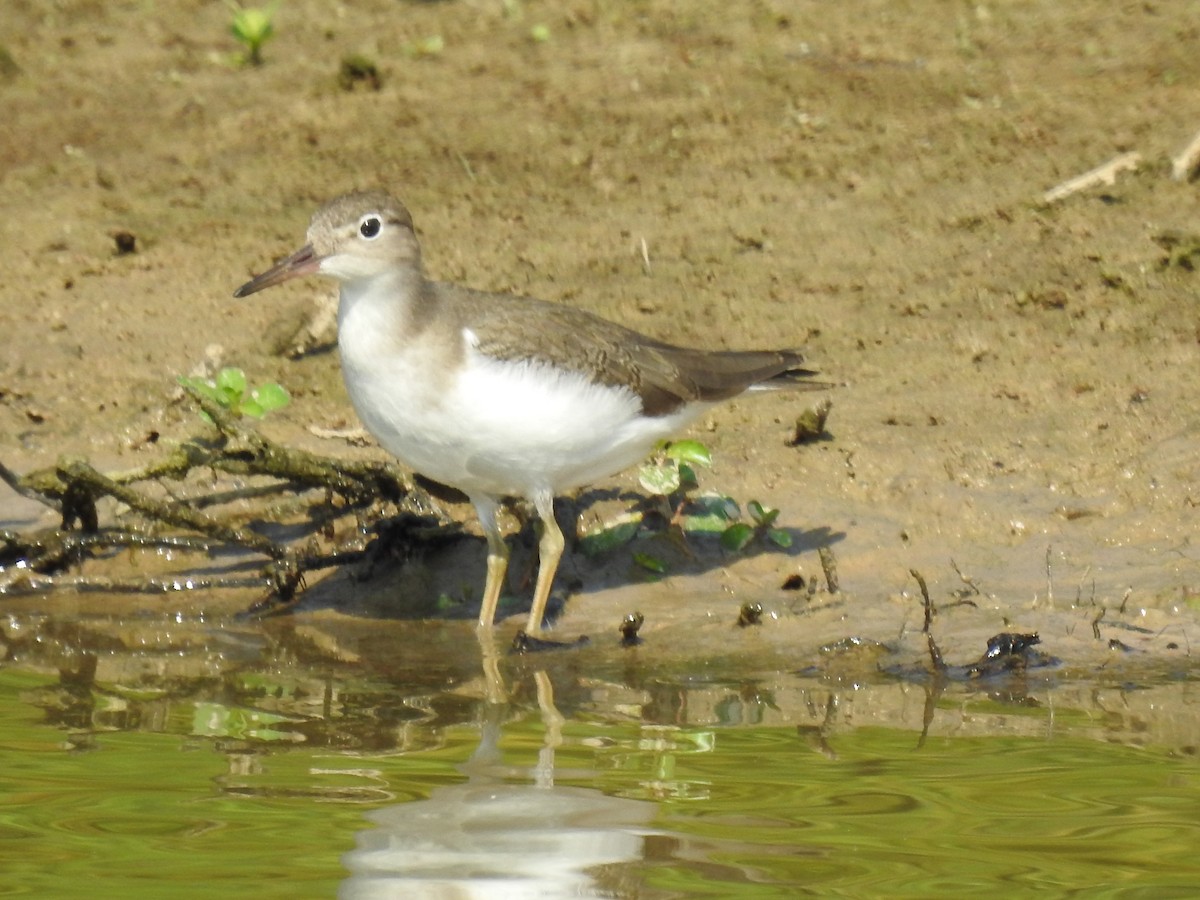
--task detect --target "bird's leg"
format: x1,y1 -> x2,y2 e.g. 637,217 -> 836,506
473,495 -> 509,629
474,629 -> 506,704
527,490 -> 564,634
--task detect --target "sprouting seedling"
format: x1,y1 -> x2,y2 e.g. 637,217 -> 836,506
404,35 -> 445,59
637,438 -> 711,501
178,367 -> 290,420
227,0 -> 280,66
580,440 -> 791,573
631,439 -> 712,573
719,500 -> 792,553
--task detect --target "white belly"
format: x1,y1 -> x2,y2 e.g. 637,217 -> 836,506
343,345 -> 706,499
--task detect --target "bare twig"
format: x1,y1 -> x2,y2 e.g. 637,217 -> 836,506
818,546 -> 839,594
1044,544 -> 1054,609
0,385 -> 452,609
926,632 -> 946,672
2,527 -> 221,573
1042,151 -> 1141,204
57,457 -> 287,559
0,570 -> 272,596
0,458 -> 60,511
184,386 -> 408,503
1118,587 -> 1133,615
1172,126 -> 1200,182
949,557 -> 981,596
910,568 -> 934,633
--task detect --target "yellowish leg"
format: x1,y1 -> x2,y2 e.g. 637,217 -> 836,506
526,491 -> 564,635
473,496 -> 510,629
533,670 -> 564,787
474,629 -> 506,705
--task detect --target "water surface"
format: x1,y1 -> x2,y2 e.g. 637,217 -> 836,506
1,614 -> 1196,897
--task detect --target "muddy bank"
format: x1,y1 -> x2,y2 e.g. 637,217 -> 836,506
0,1 -> 1197,666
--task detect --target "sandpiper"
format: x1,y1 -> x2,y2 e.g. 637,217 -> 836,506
235,191 -> 824,633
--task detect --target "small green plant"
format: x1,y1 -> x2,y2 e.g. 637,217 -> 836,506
179,367 -> 290,419
227,0 -> 280,66
579,439 -> 793,573
719,500 -> 792,553
637,438 -> 711,498
404,35 -> 445,59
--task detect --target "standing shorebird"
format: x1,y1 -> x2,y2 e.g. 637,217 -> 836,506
235,191 -> 824,633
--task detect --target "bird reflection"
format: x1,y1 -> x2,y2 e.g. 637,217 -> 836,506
339,630 -> 657,899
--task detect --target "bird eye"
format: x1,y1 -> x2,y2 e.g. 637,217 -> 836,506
358,214 -> 383,239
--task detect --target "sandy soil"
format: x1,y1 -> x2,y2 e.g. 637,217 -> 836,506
1,0 -> 1198,671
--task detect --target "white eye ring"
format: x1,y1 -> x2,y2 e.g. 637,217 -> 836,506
358,214 -> 383,240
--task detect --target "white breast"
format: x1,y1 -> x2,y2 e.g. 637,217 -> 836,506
339,294 -> 707,499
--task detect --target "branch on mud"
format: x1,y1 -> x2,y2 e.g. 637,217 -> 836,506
910,568 -> 934,634
57,456 -> 286,559
0,458 -> 60,511
0,384 -> 448,609
1041,151 -> 1141,204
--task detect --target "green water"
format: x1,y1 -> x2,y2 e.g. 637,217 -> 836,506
1,635 -> 1197,898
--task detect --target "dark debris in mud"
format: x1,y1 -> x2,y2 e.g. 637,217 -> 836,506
619,611 -> 645,646
511,630 -> 591,654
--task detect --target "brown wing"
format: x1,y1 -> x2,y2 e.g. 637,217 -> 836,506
437,283 -> 821,417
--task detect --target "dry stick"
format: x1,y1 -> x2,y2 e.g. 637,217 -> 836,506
56,457 -> 287,560
1118,587 -> 1133,615
949,557 -> 981,596
1042,151 -> 1141,204
2,390 -> 424,605
39,385 -> 409,503
926,633 -> 946,673
2,527 -> 220,572
186,387 -> 408,503
0,459 -> 60,511
818,546 -> 839,594
910,568 -> 934,634
1172,126 -> 1200,182
1044,544 -> 1054,609
0,571 -> 272,596
58,456 -> 310,604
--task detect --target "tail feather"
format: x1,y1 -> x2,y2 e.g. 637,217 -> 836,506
639,346 -> 829,415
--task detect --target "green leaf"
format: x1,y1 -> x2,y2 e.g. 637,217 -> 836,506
578,514 -> 643,557
177,375 -> 220,402
680,495 -> 741,532
692,493 -> 740,520
238,398 -> 265,418
677,512 -> 730,534
251,382 -> 290,413
678,462 -> 699,489
638,461 -> 681,496
227,1 -> 278,46
720,522 -> 755,553
748,501 -> 780,527
232,11 -> 273,44
633,552 -> 668,573
665,439 -> 712,468
215,367 -> 247,397
767,528 -> 792,549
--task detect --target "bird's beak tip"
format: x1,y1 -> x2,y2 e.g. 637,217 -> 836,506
234,244 -> 320,298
